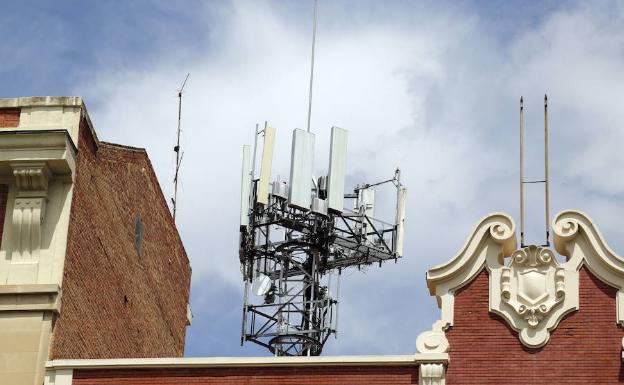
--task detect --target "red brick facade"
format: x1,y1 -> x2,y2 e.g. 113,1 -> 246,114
72,366 -> 419,385
0,108 -> 20,127
0,184 -> 7,243
50,116 -> 191,359
445,266 -> 624,384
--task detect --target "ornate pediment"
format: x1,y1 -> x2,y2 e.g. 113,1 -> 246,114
490,245 -> 578,347
419,210 -> 624,355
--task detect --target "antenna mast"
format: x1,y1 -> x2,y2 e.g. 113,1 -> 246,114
544,94 -> 550,245
172,73 -> 190,223
518,95 -> 551,247
306,0 -> 318,133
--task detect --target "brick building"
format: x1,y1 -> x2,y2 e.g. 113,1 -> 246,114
0,97 -> 191,385
42,210 -> 624,385
2,97 -> 623,385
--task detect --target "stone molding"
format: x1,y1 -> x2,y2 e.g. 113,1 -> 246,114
0,284 -> 61,312
46,354 -> 448,369
419,363 -> 445,385
0,130 -> 77,176
417,212 -> 516,354
419,209 -> 624,351
10,163 -> 51,262
13,162 -> 52,191
45,355 -> 449,385
490,245 -> 579,347
553,210 -> 624,324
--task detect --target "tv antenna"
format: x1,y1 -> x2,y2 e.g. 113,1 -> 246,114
518,95 -> 550,247
172,73 -> 189,223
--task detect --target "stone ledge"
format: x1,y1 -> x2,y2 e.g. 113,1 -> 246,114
0,130 -> 76,177
46,354 -> 449,369
0,284 -> 61,312
0,96 -> 83,109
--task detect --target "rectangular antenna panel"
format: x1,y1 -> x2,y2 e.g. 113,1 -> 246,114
356,188 -> 375,217
257,126 -> 276,205
395,186 -> 407,257
240,145 -> 252,227
288,129 -> 315,210
327,126 -> 348,212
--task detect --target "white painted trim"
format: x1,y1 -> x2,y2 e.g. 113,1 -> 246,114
419,209 -> 624,352
46,354 -> 448,370
553,209 -> 624,324
489,245 -> 579,348
0,284 -> 59,294
44,368 -> 73,385
0,96 -> 83,108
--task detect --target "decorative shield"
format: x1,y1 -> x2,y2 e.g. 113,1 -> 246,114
518,269 -> 548,304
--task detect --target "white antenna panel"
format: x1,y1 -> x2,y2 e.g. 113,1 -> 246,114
288,129 -> 315,210
395,186 -> 407,257
327,126 -> 348,213
356,188 -> 375,217
257,126 -> 276,205
240,145 -> 252,227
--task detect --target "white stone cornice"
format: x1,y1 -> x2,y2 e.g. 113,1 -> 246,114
417,213 -> 516,354
9,163 -> 52,262
0,284 -> 61,312
553,209 -> 624,324
45,354 -> 449,369
12,162 -> 52,192
418,209 -> 624,353
419,363 -> 445,385
424,213 -> 515,330
426,212 -> 516,298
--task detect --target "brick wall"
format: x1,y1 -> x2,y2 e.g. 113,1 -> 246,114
0,108 -> 20,127
50,116 -> 191,359
72,366 -> 419,385
445,266 -> 624,384
0,184 -> 7,244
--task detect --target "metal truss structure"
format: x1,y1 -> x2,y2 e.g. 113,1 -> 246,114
239,168 -> 405,356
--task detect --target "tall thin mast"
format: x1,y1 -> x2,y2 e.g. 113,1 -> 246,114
306,0 -> 319,133
172,73 -> 190,223
544,94 -> 550,246
519,97 -> 525,247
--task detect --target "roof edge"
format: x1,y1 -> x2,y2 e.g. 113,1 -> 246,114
46,354 -> 448,369
0,96 -> 83,108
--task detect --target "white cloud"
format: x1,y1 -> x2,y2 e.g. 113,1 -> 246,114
74,0 -> 624,355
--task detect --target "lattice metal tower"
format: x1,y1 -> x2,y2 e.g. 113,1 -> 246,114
239,125 -> 406,356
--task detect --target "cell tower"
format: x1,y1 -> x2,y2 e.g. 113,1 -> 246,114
238,125 -> 407,356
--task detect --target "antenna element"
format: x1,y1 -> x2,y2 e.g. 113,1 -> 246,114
306,0 -> 319,133
172,73 -> 190,223
518,95 -> 551,247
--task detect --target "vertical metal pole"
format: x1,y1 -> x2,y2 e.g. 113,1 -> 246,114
394,168 -> 401,226
172,73 -> 189,223
241,279 -> 249,346
172,91 -> 182,222
544,94 -> 550,246
307,253 -> 316,356
393,168 -> 401,254
249,123 -> 259,222
306,0 -> 318,133
519,97 -> 525,247
334,270 -> 341,339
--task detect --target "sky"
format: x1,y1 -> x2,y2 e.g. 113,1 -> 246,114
2,0 -> 623,357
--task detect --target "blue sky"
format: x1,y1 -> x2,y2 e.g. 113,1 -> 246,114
2,1 -> 623,357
